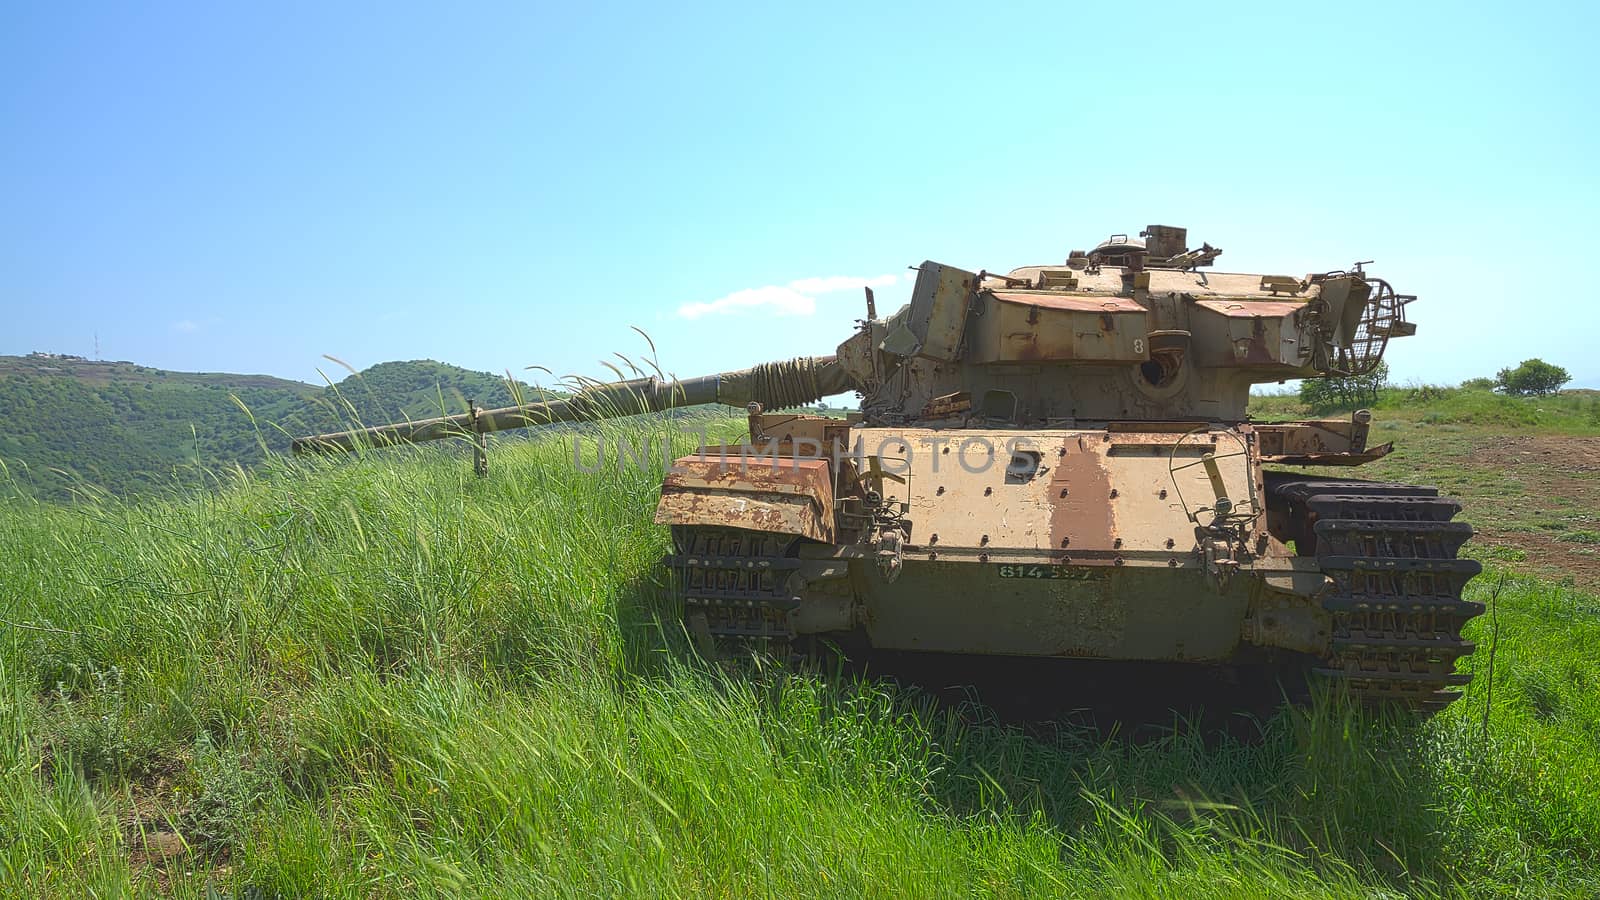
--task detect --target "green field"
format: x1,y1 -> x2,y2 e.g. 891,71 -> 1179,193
3,393 -> 1599,897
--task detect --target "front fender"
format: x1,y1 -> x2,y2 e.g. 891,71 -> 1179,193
654,454 -> 834,543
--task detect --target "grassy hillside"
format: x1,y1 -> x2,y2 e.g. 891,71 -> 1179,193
3,410 -> 1599,897
0,356 -> 550,502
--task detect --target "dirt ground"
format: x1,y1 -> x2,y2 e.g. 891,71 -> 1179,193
1464,435 -> 1600,587
1473,434 -> 1600,474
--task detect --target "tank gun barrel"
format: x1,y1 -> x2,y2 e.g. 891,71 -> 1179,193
290,355 -> 850,455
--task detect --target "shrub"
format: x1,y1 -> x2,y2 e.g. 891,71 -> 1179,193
1460,377 -> 1496,391
1299,361 -> 1389,413
43,665 -> 161,780
1495,359 -> 1570,396
177,732 -> 274,854
1407,384 -> 1450,403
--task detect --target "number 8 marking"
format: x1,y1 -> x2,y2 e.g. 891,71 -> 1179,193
1133,338 -> 1145,355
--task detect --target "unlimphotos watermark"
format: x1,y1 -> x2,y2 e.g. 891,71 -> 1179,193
571,429 -> 1049,476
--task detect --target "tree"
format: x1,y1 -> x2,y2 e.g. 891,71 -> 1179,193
1494,359 -> 1570,397
1299,361 -> 1389,413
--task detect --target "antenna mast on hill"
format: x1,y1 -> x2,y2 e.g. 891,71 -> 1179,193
94,332 -> 101,360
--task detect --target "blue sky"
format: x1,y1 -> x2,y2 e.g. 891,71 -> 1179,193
4,1 -> 1598,391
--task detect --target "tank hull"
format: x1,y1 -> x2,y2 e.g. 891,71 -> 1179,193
838,424 -> 1274,661
663,420 -> 1480,710
855,561 -> 1253,661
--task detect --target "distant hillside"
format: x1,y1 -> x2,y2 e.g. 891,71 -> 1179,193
0,355 -> 550,501
1,354 -> 319,392
301,360 -> 552,431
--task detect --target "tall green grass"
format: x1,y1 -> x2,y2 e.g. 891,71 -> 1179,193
2,417 -> 1598,897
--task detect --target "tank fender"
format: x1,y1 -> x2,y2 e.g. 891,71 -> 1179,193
1261,559 -> 1333,598
654,454 -> 835,542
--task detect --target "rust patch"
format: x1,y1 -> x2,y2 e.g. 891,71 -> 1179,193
1243,317 -> 1277,365
1048,435 -> 1117,552
1007,331 -> 1043,361
663,454 -> 831,493
990,291 -> 1144,313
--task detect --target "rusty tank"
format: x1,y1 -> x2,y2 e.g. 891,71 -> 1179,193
295,224 -> 1482,711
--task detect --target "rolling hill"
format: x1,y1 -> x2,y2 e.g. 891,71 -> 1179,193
0,354 -> 550,500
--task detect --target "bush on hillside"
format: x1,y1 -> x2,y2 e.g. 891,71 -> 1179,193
1495,359 -> 1570,397
1299,361 -> 1389,413
1406,384 -> 1451,403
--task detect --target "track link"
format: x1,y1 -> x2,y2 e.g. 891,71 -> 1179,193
669,526 -> 799,658
1267,474 -> 1483,711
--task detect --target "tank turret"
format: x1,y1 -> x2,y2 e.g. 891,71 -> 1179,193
832,225 -> 1413,428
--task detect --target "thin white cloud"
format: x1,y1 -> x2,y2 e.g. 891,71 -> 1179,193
172,320 -> 200,334
679,285 -> 817,319
678,273 -> 901,320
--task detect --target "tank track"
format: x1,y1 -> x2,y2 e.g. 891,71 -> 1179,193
1267,474 -> 1484,711
668,526 -> 800,659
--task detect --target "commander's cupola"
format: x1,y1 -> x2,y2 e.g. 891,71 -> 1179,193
1066,224 -> 1222,272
